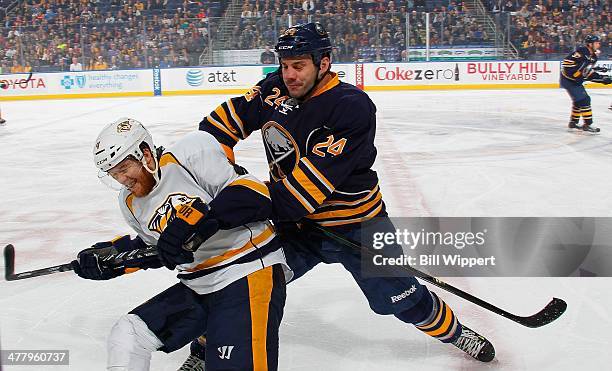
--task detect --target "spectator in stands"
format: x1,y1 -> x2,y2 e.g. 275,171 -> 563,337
70,57 -> 83,71
260,45 -> 276,64
93,55 -> 108,70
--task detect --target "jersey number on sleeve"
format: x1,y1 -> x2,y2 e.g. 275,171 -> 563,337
312,135 -> 347,157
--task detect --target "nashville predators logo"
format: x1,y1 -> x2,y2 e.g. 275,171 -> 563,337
116,120 -> 132,133
148,193 -> 199,234
262,121 -> 300,181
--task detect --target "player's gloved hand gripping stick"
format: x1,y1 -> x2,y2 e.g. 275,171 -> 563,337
4,199 -> 218,280
156,198 -> 219,270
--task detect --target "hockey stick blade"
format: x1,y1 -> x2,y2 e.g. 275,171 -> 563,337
4,244 -> 15,280
4,244 -> 73,281
508,297 -> 567,328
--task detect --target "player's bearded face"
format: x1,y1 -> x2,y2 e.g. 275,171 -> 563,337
281,55 -> 319,99
108,156 -> 156,197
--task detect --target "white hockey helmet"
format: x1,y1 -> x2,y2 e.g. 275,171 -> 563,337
93,117 -> 155,172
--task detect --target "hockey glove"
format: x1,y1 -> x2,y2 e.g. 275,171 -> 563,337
71,235 -> 161,280
593,66 -> 610,73
590,75 -> 612,85
156,198 -> 220,270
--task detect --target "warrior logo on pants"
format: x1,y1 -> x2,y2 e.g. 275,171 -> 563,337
218,345 -> 235,359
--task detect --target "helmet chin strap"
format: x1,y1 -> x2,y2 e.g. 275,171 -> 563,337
297,58 -> 329,101
141,152 -> 160,184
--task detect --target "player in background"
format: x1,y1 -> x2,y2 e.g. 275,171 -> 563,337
190,22 -> 495,369
72,118 -> 290,371
561,35 -> 611,132
0,79 -> 5,124
0,107 -> 5,125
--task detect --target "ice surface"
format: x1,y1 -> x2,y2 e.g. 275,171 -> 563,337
1,89 -> 611,370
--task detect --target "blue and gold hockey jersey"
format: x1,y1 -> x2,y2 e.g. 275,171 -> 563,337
561,46 -> 601,85
199,71 -> 385,227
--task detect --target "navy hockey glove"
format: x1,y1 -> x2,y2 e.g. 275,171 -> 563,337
156,199 -> 220,270
71,235 -> 161,280
593,66 -> 609,73
590,75 -> 612,84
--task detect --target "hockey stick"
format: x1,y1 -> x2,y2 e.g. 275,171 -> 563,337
0,72 -> 33,90
4,243 -> 158,281
306,222 -> 567,328
4,245 -> 73,281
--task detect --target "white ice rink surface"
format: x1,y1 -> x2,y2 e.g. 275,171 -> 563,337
1,89 -> 612,370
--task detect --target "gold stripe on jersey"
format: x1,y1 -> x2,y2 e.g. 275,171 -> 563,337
227,99 -> 247,138
292,166 -> 327,204
126,193 -> 135,214
214,105 -> 238,136
313,203 -> 384,227
307,191 -> 382,220
282,177 -> 316,213
220,143 -> 236,163
229,178 -> 271,199
206,115 -> 240,143
322,185 -> 379,207
187,225 -> 275,271
300,158 -> 334,192
159,152 -> 180,167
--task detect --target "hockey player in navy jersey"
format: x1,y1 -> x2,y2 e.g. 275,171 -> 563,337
190,22 -> 495,368
561,35 -> 611,132
72,118 -> 289,371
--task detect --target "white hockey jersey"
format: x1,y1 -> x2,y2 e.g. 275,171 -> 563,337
118,131 -> 291,294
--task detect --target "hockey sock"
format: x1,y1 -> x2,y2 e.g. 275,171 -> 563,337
570,105 -> 580,123
415,292 -> 462,343
580,105 -> 593,125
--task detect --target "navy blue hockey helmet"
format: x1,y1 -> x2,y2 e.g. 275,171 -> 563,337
275,22 -> 332,65
584,35 -> 601,44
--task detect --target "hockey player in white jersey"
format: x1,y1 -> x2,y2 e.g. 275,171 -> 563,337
72,118 -> 290,371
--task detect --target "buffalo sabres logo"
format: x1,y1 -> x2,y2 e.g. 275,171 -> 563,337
262,121 -> 300,181
116,120 -> 133,133
148,193 -> 199,234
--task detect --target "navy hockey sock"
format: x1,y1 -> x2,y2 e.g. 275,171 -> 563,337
414,292 -> 462,343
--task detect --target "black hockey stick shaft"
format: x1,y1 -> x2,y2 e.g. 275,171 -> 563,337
4,244 -> 158,281
3,244 -> 72,281
307,223 -> 567,328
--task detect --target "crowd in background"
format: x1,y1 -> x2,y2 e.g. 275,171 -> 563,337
485,0 -> 609,59
0,0 -> 216,72
0,0 -> 609,72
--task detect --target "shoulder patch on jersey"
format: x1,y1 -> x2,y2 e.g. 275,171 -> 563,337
159,152 -> 180,167
572,52 -> 582,59
148,193 -> 200,234
125,193 -> 135,214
